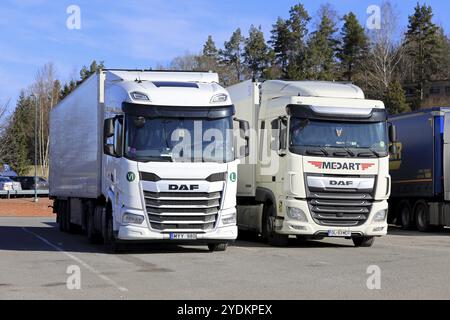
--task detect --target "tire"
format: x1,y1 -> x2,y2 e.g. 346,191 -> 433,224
208,243 -> 228,252
58,201 -> 66,232
398,200 -> 414,230
352,236 -> 375,247
414,200 -> 431,232
262,204 -> 289,247
104,213 -> 125,254
87,212 -> 102,244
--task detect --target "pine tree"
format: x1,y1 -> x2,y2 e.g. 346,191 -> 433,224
338,12 -> 368,82
306,7 -> 339,80
384,81 -> 411,114
0,92 -> 33,174
243,25 -> 271,79
203,35 -> 218,58
270,18 -> 291,77
220,28 -> 245,84
404,3 -> 440,107
80,60 -> 105,82
286,3 -> 311,80
198,36 -> 220,72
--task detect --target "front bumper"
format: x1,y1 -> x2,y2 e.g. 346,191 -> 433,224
278,198 -> 388,237
116,207 -> 238,242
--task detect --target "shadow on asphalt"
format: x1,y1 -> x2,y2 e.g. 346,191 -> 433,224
233,231 -> 354,248
0,224 -> 211,255
387,225 -> 450,237
1,220 -> 448,255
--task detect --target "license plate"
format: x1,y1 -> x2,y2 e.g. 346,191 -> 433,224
169,233 -> 197,240
328,230 -> 352,237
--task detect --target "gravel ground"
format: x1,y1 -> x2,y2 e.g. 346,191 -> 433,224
0,198 -> 54,217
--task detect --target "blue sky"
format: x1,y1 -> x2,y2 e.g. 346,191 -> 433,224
1,0 -> 449,108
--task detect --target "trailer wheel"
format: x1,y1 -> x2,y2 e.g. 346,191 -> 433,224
57,201 -> 66,232
398,200 -> 414,230
208,243 -> 228,252
414,200 -> 431,232
262,204 -> 289,247
352,236 -> 375,247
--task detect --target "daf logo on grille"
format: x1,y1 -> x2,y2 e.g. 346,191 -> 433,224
169,184 -> 200,191
330,180 -> 353,187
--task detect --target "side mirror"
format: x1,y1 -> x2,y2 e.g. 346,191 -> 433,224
104,118 -> 115,139
104,118 -> 117,157
234,118 -> 250,158
389,144 -> 398,155
389,124 -> 397,143
271,117 -> 287,155
104,144 -> 116,157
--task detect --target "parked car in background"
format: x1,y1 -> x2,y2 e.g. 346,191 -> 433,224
10,176 -> 49,190
0,177 -> 22,191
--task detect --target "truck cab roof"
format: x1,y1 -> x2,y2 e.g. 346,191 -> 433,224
261,80 -> 365,100
105,70 -> 230,108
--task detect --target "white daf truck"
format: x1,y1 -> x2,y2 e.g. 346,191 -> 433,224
50,69 -> 249,252
228,80 -> 396,247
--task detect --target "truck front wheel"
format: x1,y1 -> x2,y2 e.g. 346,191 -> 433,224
262,204 -> 289,247
104,211 -> 125,254
352,236 -> 375,247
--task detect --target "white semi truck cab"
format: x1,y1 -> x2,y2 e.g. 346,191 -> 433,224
50,70 -> 249,252
228,80 -> 395,247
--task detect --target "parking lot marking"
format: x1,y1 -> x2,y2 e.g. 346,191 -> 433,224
21,227 -> 129,293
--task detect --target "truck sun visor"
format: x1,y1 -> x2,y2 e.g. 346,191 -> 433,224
122,102 -> 235,119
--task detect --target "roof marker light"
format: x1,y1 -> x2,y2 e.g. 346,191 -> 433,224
211,94 -> 228,103
131,92 -> 150,101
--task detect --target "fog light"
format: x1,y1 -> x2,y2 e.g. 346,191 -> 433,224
373,210 -> 387,222
122,213 -> 145,225
286,207 -> 308,222
373,227 -> 385,232
291,225 -> 307,231
222,213 -> 236,225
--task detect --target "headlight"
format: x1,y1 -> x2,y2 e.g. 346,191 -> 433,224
286,207 -> 308,222
222,213 -> 236,225
210,93 -> 228,103
122,213 -> 145,225
131,91 -> 150,101
373,210 -> 387,222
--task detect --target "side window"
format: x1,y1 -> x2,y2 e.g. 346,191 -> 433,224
114,116 -> 124,156
271,117 -> 287,152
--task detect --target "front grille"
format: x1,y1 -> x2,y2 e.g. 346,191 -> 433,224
307,183 -> 374,227
144,191 -> 221,233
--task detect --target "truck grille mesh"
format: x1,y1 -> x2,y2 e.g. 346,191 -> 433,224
144,191 -> 221,233
306,179 -> 374,227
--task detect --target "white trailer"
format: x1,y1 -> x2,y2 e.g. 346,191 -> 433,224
50,69 -> 249,252
228,80 -> 396,247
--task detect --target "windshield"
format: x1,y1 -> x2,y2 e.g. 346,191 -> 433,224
125,116 -> 234,163
290,118 -> 388,157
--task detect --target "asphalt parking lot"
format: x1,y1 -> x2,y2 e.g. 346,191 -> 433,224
1,217 -> 450,300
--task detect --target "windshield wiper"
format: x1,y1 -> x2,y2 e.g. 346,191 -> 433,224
333,147 -> 355,157
357,148 -> 382,158
305,147 -> 329,156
